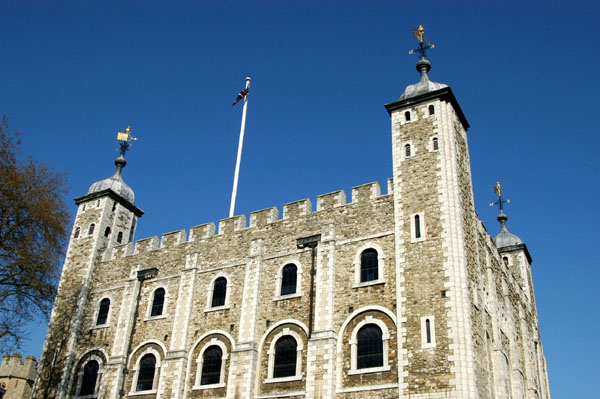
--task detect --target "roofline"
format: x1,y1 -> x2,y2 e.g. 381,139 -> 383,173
74,189 -> 144,217
384,86 -> 470,130
497,242 -> 533,264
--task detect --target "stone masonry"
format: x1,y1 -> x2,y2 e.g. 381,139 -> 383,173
0,354 -> 37,399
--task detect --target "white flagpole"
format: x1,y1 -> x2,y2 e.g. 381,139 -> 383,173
229,76 -> 251,218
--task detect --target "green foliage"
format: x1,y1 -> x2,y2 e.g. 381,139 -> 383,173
0,116 -> 70,353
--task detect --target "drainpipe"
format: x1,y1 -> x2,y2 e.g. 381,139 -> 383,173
119,267 -> 158,399
296,234 -> 321,338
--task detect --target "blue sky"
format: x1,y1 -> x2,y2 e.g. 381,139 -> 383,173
2,1 -> 598,397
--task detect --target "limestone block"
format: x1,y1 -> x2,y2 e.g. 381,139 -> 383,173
283,198 -> 312,220
316,190 -> 346,211
161,229 -> 187,248
189,222 -> 216,241
351,182 -> 381,203
249,207 -> 279,228
218,215 -> 247,234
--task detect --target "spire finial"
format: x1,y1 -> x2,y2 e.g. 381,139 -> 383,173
490,181 -> 511,231
408,25 -> 435,60
114,126 -> 138,177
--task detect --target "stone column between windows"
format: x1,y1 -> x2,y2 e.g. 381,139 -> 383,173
165,253 -> 198,399
227,238 -> 263,399
305,223 -> 336,398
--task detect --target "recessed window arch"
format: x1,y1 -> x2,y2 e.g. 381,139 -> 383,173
265,327 -> 304,383
421,315 -> 436,348
405,143 -> 411,157
77,358 -> 100,396
130,347 -> 162,394
206,275 -> 230,310
194,338 -> 229,388
502,256 -> 509,266
149,287 -> 166,318
117,231 -> 123,244
415,214 -> 421,238
353,243 -> 385,287
88,223 -> 95,235
281,263 -> 297,295
349,316 -> 391,374
96,298 -> 110,326
410,212 -> 426,243
104,226 -> 111,237
432,136 -> 439,151
428,104 -> 435,115
404,111 -> 411,121
74,227 -> 80,239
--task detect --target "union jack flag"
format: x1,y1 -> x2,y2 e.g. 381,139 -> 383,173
232,88 -> 249,106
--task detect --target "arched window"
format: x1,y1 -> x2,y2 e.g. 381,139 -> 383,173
503,256 -> 509,266
357,324 -> 383,369
211,277 -> 227,307
79,360 -> 99,395
150,288 -> 165,317
200,346 -> 223,386
432,137 -> 439,151
415,214 -> 421,239
96,298 -> 110,325
281,264 -> 297,295
136,354 -> 156,391
420,315 -> 436,348
74,227 -> 80,239
104,226 -> 111,237
88,223 -> 95,235
428,104 -> 435,115
117,231 -> 123,244
112,201 -> 117,212
404,111 -> 411,121
360,249 -> 378,282
405,144 -> 411,157
425,319 -> 432,343
273,336 -> 297,378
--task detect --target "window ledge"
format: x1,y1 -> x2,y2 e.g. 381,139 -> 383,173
90,324 -> 109,330
421,343 -> 436,349
192,382 -> 226,390
144,314 -> 167,322
204,305 -> 230,313
348,365 -> 391,375
273,293 -> 302,301
128,390 -> 157,396
352,279 -> 385,289
264,375 -> 302,384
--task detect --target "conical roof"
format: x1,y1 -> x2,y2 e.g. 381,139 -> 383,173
87,155 -> 135,203
399,59 -> 448,101
493,213 -> 522,248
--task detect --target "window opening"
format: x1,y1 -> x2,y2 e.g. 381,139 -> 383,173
104,226 -> 111,237
433,137 -> 439,151
117,232 -> 123,244
112,201 -> 117,212
211,277 -> 227,307
503,257 -> 509,266
136,354 -> 156,391
281,264 -> 297,295
404,111 -> 411,121
360,249 -> 378,282
405,144 -> 411,157
357,325 -> 383,369
96,298 -> 110,325
79,360 -> 99,395
429,104 -> 435,115
88,223 -> 95,235
200,346 -> 223,385
151,288 -> 165,317
425,319 -> 432,343
74,227 -> 80,239
273,336 -> 297,378
415,215 -> 421,239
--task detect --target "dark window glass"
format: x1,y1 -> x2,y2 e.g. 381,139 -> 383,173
80,360 -> 99,395
74,227 -> 80,239
88,223 -> 95,235
433,137 -> 439,151
211,277 -> 227,307
151,288 -> 165,317
429,104 -> 435,115
360,249 -> 378,282
281,264 -> 297,295
405,144 -> 411,157
200,346 -> 223,385
117,232 -> 123,244
425,319 -> 432,343
404,111 -> 411,121
104,226 -> 111,237
415,215 -> 421,238
503,256 -> 509,266
96,298 -> 110,325
357,325 -> 383,369
274,336 -> 297,378
136,354 -> 156,391
112,201 -> 117,212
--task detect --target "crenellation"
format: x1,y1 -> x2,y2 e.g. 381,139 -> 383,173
161,229 -> 188,248
282,198 -> 312,220
189,222 -> 216,241
249,207 -> 280,228
351,181 -> 381,203
134,235 -> 159,253
316,189 -> 346,211
218,214 -> 247,234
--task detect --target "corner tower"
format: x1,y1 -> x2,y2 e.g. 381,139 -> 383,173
35,130 -> 143,399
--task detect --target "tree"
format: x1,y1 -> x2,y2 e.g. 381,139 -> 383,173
0,116 -> 69,353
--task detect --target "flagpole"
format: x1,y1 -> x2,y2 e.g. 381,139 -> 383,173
229,76 -> 251,218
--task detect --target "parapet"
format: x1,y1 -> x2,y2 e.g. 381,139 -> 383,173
316,190 -> 346,211
283,198 -> 312,220
0,353 -> 37,381
250,207 -> 279,228
351,182 -> 381,203
189,223 -> 216,242
161,229 -> 187,248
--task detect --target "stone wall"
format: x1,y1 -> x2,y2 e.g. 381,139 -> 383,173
0,354 -> 37,399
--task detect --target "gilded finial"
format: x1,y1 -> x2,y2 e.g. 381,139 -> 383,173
116,125 -> 138,157
408,25 -> 435,59
490,181 -> 510,214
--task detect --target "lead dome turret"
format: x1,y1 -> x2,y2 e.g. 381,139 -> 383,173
493,212 -> 523,248
87,155 -> 135,203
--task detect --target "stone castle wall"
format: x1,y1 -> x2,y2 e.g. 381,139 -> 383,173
0,354 -> 37,399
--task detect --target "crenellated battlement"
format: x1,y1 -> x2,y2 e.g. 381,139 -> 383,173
0,353 -> 37,381
103,180 -> 392,261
